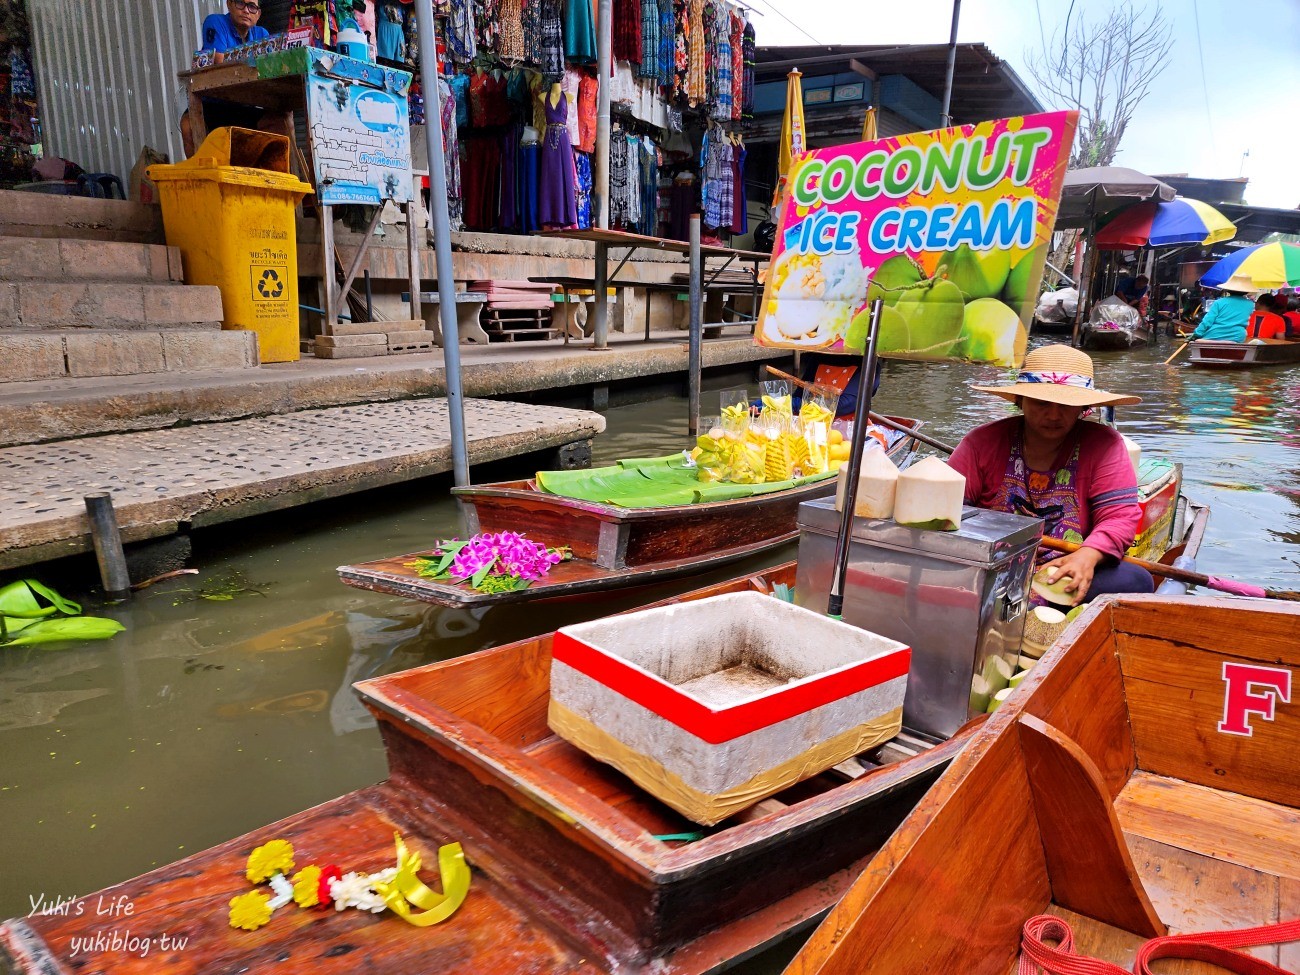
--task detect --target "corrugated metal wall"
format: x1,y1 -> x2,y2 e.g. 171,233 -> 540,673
27,0 -> 221,178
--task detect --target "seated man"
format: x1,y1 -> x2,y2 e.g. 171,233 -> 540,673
1244,293 -> 1287,341
179,0 -> 274,157
1114,273 -> 1149,311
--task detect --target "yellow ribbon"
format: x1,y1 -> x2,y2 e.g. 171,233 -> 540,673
374,833 -> 471,927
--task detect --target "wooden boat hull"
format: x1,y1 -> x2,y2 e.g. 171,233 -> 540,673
1079,320 -> 1153,350
1189,338 -> 1300,368
786,593 -> 1300,975
337,418 -> 923,608
0,501 -> 1210,975
0,562 -> 968,975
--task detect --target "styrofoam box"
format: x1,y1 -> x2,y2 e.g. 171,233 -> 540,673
548,592 -> 911,825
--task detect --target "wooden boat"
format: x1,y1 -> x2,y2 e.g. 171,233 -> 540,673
0,497 -> 1212,975
0,561 -> 972,975
337,416 -> 925,608
1188,338 -> 1300,368
1079,317 -> 1154,351
785,592 -> 1300,975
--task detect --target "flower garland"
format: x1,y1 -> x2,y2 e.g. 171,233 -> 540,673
227,834 -> 470,931
408,532 -> 571,594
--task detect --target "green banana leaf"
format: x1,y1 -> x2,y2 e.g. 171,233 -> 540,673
0,580 -> 58,633
2,616 -> 125,646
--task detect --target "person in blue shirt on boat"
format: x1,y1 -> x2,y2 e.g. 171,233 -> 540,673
1189,289 -> 1251,343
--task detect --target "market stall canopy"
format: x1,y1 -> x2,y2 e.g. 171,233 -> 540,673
1095,197 -> 1236,249
1200,241 -> 1300,291
1055,166 -> 1176,230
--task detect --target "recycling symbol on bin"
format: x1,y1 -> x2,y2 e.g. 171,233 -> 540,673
257,268 -> 285,299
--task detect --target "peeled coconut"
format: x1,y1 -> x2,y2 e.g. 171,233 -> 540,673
835,446 -> 898,518
893,456 -> 965,531
1020,604 -> 1067,659
985,687 -> 1013,714
1031,566 -> 1077,606
980,654 -> 1014,695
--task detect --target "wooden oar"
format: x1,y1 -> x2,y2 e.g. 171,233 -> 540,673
1163,342 -> 1190,365
1038,535 -> 1299,602
763,365 -> 960,456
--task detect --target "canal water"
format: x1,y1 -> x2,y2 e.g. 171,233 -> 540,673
2,338 -> 1297,961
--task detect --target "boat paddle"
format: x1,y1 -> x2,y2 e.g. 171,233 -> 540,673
842,418 -> 1299,602
1163,342 -> 1190,365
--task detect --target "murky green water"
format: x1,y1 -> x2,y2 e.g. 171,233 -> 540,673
2,338 -> 1297,957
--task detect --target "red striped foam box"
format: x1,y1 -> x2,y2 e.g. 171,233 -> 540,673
548,592 -> 911,825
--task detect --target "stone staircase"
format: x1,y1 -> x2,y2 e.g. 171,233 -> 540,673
0,191 -> 259,382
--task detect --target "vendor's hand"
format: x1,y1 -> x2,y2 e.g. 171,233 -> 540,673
1042,547 -> 1105,606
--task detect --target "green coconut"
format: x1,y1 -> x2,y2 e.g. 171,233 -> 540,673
985,687 -> 1013,714
894,278 -> 966,356
936,244 -> 1011,301
845,303 -> 909,353
1002,245 -> 1046,311
865,254 -> 925,306
953,298 -> 1029,366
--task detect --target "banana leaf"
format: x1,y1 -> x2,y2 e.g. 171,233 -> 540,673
2,616 -> 125,646
0,580 -> 58,633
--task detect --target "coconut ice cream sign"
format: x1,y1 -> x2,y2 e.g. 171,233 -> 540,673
757,111 -> 1078,367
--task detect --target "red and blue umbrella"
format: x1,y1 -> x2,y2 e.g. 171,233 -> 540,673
1095,197 -> 1236,249
1200,241 -> 1300,291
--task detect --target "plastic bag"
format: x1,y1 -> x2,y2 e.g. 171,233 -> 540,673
129,146 -> 169,204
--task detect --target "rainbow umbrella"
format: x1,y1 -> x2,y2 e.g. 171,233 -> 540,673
1200,241 -> 1300,291
1095,197 -> 1236,249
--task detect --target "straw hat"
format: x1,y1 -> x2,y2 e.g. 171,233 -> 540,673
972,344 -> 1141,408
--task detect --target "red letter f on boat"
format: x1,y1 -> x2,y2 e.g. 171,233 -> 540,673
1218,662 -> 1291,737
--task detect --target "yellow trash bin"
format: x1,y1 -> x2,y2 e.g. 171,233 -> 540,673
149,128 -> 313,363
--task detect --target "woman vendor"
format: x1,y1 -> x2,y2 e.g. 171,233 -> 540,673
948,345 -> 1152,606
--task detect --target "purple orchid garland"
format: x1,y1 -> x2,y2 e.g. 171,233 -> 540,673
409,532 -> 570,592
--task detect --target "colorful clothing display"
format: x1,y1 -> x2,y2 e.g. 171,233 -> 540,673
498,0 -> 527,60
638,0 -> 661,79
575,151 -> 593,229
684,0 -> 707,105
729,10 -> 744,121
701,127 -> 733,230
538,0 -> 566,81
577,72 -> 598,152
446,0 -> 478,63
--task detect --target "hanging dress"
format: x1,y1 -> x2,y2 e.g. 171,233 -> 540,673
522,0 -> 544,66
638,0 -> 660,79
741,18 -> 756,118
577,72 -> 598,152
575,152 -> 593,229
439,77 -> 464,229
498,0 -> 527,60
684,0 -> 707,106
730,10 -> 744,121
613,0 -> 643,63
564,0 -> 597,63
519,125 -> 541,234
446,0 -> 477,64
707,0 -> 732,121
538,89 -> 578,228
657,0 -> 674,88
476,0 -> 501,53
539,0 -> 566,82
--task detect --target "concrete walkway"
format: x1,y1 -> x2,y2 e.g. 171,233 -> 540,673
0,398 -> 602,570
2,328 -> 779,447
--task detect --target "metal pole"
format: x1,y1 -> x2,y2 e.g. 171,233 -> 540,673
688,215 -> 702,435
827,299 -> 883,620
591,0 -> 613,350
938,0 -> 961,127
84,493 -> 131,599
594,0 -> 612,228
594,241 -> 609,348
415,0 -> 470,489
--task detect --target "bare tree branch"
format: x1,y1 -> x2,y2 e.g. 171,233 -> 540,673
1025,4 -> 1175,168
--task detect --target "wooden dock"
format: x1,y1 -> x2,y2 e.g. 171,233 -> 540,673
0,398 -> 603,570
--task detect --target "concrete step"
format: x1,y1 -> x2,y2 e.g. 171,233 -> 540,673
0,236 -> 182,284
0,328 -> 259,382
1,281 -> 223,329
0,189 -> 163,244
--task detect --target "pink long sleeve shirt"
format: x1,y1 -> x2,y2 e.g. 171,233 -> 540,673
948,417 -> 1142,560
